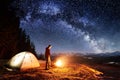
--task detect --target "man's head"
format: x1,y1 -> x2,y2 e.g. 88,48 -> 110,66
48,45 -> 52,49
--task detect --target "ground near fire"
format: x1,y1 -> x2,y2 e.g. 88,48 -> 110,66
0,53 -> 120,80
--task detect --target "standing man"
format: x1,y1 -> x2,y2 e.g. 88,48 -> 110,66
45,45 -> 52,70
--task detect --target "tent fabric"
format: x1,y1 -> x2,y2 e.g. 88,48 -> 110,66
7,51 -> 40,71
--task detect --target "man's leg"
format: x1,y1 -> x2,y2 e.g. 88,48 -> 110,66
45,58 -> 49,70
48,56 -> 51,69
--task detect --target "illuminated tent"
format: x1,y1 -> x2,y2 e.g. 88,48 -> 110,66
6,51 -> 40,71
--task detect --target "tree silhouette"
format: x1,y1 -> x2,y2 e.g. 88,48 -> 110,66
0,0 -> 37,59
17,29 -> 37,57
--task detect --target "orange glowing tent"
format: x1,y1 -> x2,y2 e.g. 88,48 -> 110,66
6,51 -> 40,71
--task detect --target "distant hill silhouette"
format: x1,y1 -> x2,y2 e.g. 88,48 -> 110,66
84,51 -> 120,64
86,51 -> 120,57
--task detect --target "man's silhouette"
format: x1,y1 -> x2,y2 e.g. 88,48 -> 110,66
45,45 -> 52,70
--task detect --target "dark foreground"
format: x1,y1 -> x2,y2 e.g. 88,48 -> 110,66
88,64 -> 120,80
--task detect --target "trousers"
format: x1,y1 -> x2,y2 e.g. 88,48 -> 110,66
45,56 -> 51,69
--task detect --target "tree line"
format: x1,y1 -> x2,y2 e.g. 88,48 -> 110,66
0,0 -> 36,59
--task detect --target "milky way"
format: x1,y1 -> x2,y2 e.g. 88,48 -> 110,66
11,0 -> 120,54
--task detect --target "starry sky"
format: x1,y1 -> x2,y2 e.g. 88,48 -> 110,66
11,0 -> 120,54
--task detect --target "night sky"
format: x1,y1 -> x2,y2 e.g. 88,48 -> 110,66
11,0 -> 120,54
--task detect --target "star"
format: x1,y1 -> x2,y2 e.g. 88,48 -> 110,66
11,0 -> 120,54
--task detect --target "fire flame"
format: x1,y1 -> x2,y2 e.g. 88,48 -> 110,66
55,60 -> 63,67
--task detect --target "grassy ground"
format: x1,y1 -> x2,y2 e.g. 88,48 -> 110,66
87,64 -> 120,80
0,60 -> 103,80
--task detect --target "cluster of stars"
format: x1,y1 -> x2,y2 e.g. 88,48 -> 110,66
11,0 -> 120,54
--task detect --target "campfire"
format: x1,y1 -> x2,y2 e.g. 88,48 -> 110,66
54,58 -> 66,67
55,60 -> 63,67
